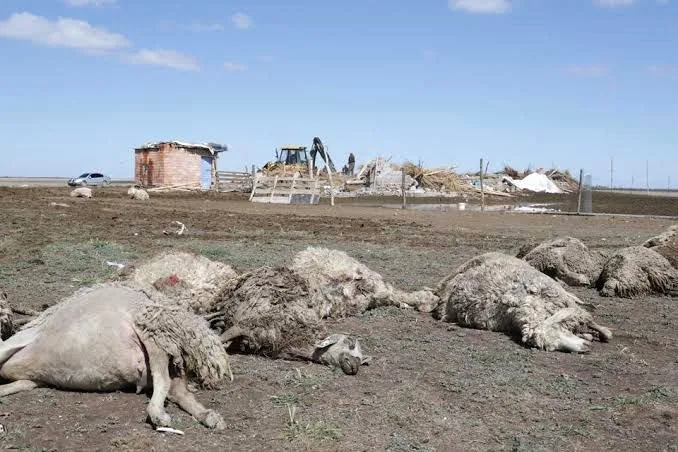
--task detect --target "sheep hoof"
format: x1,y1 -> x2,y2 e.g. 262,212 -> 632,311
558,333 -> 591,354
200,410 -> 226,430
148,410 -> 172,428
339,354 -> 361,375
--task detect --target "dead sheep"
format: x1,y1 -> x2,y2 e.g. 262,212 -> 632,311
128,185 -> 150,201
207,266 -> 371,375
642,225 -> 678,269
129,250 -> 239,313
643,225 -> 678,248
290,246 -> 440,317
0,291 -> 14,340
596,246 -> 678,298
0,282 -> 232,430
434,252 -> 612,353
70,187 -> 92,198
520,237 -> 609,287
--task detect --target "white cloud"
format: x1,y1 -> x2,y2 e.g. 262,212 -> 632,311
565,64 -> 608,77
449,0 -> 511,14
592,0 -> 636,8
186,22 -> 224,33
224,61 -> 246,72
65,0 -> 117,6
231,13 -> 252,30
0,12 -> 130,53
125,49 -> 200,71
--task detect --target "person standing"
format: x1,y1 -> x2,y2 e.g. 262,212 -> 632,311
347,152 -> 356,176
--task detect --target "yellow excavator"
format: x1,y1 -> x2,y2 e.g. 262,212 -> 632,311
262,137 -> 337,177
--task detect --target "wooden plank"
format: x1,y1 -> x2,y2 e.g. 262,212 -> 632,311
269,176 -> 279,202
249,175 -> 260,201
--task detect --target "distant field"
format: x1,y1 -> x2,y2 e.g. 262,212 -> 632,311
595,189 -> 678,198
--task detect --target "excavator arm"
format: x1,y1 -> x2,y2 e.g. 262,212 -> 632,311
310,137 -> 337,173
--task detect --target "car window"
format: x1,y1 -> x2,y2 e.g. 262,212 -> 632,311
91,173 -> 102,178
78,173 -> 89,178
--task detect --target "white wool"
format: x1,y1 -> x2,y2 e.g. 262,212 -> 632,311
130,251 -> 238,313
435,252 -> 611,353
70,187 -> 92,198
128,186 -> 149,200
291,246 -> 439,317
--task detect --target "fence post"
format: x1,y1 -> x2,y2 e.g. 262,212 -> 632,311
480,158 -> 485,212
326,166 -> 335,207
401,168 -> 407,209
577,169 -> 584,214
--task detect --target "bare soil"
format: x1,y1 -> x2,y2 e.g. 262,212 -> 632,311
0,186 -> 677,452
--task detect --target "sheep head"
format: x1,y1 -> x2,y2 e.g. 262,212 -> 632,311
312,334 -> 372,375
527,307 -> 612,353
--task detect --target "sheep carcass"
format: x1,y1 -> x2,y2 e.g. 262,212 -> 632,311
520,237 -> 609,287
207,266 -> 371,375
291,246 -> 440,316
596,246 -> 678,298
434,252 -> 612,353
129,250 -> 239,313
0,291 -> 14,340
128,185 -> 150,200
70,187 -> 92,198
642,225 -> 678,270
0,283 -> 232,429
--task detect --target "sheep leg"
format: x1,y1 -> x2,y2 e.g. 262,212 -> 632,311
220,326 -> 248,344
278,346 -> 315,362
168,375 -> 225,430
555,330 -> 591,353
0,380 -> 41,397
559,270 -> 590,287
143,340 -> 172,428
589,321 -> 612,342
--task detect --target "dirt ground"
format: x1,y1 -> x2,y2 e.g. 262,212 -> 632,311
0,186 -> 677,452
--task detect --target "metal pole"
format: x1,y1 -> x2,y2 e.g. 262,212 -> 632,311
577,169 -> 584,214
646,160 -> 650,195
610,156 -> 614,189
480,158 -> 485,212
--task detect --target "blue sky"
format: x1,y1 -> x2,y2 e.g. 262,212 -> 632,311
0,0 -> 676,187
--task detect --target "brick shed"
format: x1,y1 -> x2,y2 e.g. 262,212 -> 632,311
134,141 -> 227,189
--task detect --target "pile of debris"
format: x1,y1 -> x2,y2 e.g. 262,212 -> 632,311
341,157 -> 475,196
486,167 -> 579,194
401,162 -> 470,194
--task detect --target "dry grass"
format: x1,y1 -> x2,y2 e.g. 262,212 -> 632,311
401,161 -> 469,193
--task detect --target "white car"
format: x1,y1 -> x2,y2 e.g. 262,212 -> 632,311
67,172 -> 111,187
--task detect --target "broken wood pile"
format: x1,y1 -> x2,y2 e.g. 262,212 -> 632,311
401,161 -> 471,193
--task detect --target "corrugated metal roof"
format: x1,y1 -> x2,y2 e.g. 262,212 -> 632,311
135,141 -> 228,155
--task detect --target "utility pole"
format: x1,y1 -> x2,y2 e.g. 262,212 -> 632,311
631,175 -> 634,189
669,176 -> 672,191
610,156 -> 614,189
646,160 -> 650,195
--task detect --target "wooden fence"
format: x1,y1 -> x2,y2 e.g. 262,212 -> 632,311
249,175 -> 321,204
216,171 -> 253,193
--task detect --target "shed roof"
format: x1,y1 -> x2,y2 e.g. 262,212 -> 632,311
135,141 -> 228,155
